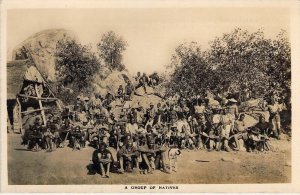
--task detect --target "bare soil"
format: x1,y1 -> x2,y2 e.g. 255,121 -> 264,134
7,133 -> 291,185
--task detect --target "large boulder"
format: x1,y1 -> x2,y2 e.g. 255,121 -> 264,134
131,94 -> 164,109
12,29 -> 78,81
93,70 -> 134,97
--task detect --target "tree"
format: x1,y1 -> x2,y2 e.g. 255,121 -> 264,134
166,28 -> 291,102
208,28 -> 290,99
55,39 -> 101,95
97,31 -> 128,71
165,42 -> 213,98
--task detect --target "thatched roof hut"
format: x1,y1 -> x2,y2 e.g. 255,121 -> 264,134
7,60 -> 44,100
7,60 -> 62,134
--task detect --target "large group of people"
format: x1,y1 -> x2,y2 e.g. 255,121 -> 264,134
21,72 -> 288,178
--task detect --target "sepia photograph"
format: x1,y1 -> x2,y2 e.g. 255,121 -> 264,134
1,0 -> 300,193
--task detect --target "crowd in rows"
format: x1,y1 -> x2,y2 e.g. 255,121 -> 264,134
21,73 -> 286,178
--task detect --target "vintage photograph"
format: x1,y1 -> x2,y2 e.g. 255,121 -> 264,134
2,1 -> 295,190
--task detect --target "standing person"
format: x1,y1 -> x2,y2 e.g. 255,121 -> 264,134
220,108 -> 233,152
155,103 -> 164,125
135,72 -> 141,84
138,73 -> 149,93
124,82 -> 134,101
208,108 -> 222,151
168,104 -> 178,129
267,98 -> 282,139
226,98 -> 239,120
194,99 -> 205,118
117,85 -> 124,101
145,103 -> 156,127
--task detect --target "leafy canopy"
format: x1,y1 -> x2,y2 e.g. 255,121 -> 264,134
97,31 -> 128,71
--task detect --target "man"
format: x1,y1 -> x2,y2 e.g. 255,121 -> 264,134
178,125 -> 195,149
245,126 -> 262,152
255,115 -> 273,137
117,124 -> 131,148
148,72 -> 160,86
145,124 -> 158,140
93,121 -> 110,148
128,108 -> 138,124
92,143 -> 112,178
231,114 -> 248,151
74,95 -> 83,112
70,126 -> 85,150
226,98 -> 239,119
126,119 -> 138,135
44,122 -> 55,152
208,107 -> 222,151
105,92 -> 114,106
268,98 -> 282,139
135,123 -> 147,146
117,85 -> 124,100
124,82 -> 134,100
117,140 -> 140,173
194,99 -> 206,118
93,93 -> 102,108
155,103 -> 164,124
145,103 -> 156,127
34,117 -> 43,132
59,119 -> 72,148
99,105 -> 110,122
168,104 -> 178,129
220,108 -> 233,152
28,126 -> 43,151
135,72 -> 141,83
82,97 -> 90,113
81,120 -> 93,146
138,138 -> 169,174
137,73 -> 149,93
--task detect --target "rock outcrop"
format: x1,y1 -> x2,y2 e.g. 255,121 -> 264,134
12,29 -> 78,81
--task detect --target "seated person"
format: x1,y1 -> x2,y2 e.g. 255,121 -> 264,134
59,119 -> 72,148
138,137 -> 169,174
230,114 -> 248,151
255,115 -> 273,137
28,126 -> 43,152
70,126 -> 85,150
117,140 -> 140,173
92,143 -> 112,178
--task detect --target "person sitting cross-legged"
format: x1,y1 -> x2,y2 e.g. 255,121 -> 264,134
92,143 -> 112,178
117,140 -> 140,174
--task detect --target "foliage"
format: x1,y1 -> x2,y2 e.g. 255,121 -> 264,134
55,39 -> 101,103
166,28 -> 291,102
165,42 -> 213,97
97,31 -> 128,71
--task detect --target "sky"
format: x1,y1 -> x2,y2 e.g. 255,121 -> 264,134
7,7 -> 290,74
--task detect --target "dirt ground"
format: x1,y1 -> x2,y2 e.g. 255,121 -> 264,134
7,133 -> 291,185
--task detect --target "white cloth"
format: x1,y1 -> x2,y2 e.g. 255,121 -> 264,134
126,123 -> 138,134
